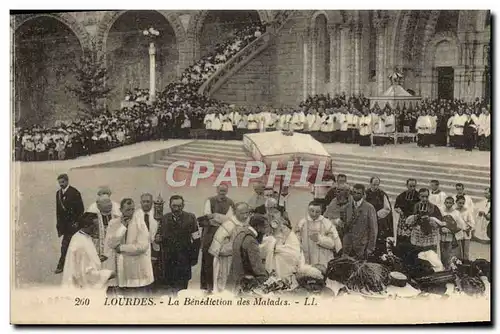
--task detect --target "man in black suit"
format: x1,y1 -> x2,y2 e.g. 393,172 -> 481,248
55,173 -> 85,274
155,195 -> 201,295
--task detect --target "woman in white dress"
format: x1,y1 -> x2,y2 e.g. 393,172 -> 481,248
473,187 -> 491,243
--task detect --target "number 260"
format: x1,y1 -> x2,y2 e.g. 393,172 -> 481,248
74,297 -> 90,306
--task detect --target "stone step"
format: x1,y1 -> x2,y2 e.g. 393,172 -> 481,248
333,167 -> 489,190
330,155 -> 490,178
187,141 -> 490,171
328,152 -> 491,172
178,142 -> 490,178
188,141 -> 243,149
163,148 -> 249,161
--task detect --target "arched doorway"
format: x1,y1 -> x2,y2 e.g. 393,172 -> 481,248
105,10 -> 178,111
14,16 -> 82,126
311,14 -> 330,95
434,40 -> 458,100
198,10 -> 262,59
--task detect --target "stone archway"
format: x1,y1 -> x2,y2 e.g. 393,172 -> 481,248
13,15 -> 84,126
187,10 -> 269,60
102,10 -> 180,112
421,31 -> 461,98
12,12 -> 90,49
188,10 -> 270,38
309,11 -> 331,96
95,10 -> 187,53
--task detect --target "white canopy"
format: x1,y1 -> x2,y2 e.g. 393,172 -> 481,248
243,131 -> 331,166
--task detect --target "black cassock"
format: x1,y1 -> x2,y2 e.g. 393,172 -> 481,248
157,211 -> 200,291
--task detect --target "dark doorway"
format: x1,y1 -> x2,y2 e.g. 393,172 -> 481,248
437,67 -> 454,101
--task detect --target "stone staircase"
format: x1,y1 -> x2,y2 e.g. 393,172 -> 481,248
150,140 -> 490,203
198,11 -> 296,98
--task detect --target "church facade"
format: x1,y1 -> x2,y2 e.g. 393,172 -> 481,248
11,10 -> 491,125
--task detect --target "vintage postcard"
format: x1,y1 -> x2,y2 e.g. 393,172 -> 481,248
11,9 -> 491,324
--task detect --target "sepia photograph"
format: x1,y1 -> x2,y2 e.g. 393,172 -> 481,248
10,7 -> 492,325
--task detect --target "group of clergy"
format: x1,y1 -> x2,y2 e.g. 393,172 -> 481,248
200,105 -> 398,146
414,106 -> 491,150
394,179 -> 490,269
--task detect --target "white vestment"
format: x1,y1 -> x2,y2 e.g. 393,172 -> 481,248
87,201 -> 121,257
452,114 -> 467,136
478,114 -> 491,137
61,232 -> 113,289
105,215 -> 154,288
296,215 -> 342,267
473,199 -> 490,242
209,217 -> 245,292
261,231 -> 303,279
359,115 -> 372,136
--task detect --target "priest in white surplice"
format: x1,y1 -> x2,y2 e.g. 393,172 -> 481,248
451,109 -> 468,148
416,111 -> 432,147
295,201 -> 342,267
106,198 -> 154,295
61,212 -> 114,289
291,107 -> 306,132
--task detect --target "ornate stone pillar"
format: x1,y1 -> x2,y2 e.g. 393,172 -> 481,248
303,37 -> 309,101
339,24 -> 351,94
374,18 -> 388,95
328,24 -> 339,94
311,29 -> 318,96
353,23 -> 362,94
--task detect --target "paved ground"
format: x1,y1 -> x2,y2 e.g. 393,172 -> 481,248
12,140 -> 491,288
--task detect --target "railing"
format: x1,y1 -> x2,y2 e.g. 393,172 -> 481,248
198,10 -> 296,97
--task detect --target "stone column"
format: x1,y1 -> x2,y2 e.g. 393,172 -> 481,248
339,24 -> 351,95
353,23 -> 362,94
374,19 -> 388,95
303,40 -> 308,101
328,25 -> 339,94
311,29 -> 318,96
149,42 -> 156,103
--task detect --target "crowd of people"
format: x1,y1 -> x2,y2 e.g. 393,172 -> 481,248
58,169 -> 490,296
14,94 -> 492,161
14,20 -> 267,161
13,10 -> 491,161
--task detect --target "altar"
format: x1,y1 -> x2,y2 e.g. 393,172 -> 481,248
242,131 -> 331,167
